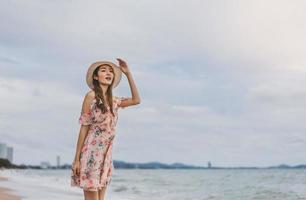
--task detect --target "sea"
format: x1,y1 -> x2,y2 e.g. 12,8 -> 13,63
0,168 -> 306,200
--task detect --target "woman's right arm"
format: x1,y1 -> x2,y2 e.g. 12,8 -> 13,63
73,91 -> 95,163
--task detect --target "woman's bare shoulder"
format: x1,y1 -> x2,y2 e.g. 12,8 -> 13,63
84,90 -> 95,102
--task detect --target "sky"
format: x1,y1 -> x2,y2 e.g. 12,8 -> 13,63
0,0 -> 305,168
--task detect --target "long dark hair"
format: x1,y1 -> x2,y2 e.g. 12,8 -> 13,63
92,65 -> 115,116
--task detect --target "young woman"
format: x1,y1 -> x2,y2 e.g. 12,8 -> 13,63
71,58 -> 141,200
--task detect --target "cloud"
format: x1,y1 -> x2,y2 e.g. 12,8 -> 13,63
0,0 -> 306,167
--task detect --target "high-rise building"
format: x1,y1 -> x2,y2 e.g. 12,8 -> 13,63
56,155 -> 60,168
0,142 -> 7,159
0,142 -> 14,164
6,146 -> 13,163
208,161 -> 212,168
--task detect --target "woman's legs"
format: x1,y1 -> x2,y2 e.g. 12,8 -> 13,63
83,190 -> 99,200
98,186 -> 107,200
98,187 -> 107,200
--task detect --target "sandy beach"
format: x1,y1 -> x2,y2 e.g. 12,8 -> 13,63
0,176 -> 22,200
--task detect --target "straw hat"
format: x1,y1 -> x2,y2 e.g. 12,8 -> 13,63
86,61 -> 122,89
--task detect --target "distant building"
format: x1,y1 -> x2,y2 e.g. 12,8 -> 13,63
0,143 -> 7,159
56,155 -> 60,168
6,147 -> 13,163
40,161 -> 51,169
208,161 -> 212,168
0,142 -> 14,163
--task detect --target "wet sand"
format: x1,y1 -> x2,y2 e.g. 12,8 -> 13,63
0,176 -> 22,200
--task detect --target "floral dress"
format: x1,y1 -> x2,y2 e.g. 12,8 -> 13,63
71,96 -> 127,191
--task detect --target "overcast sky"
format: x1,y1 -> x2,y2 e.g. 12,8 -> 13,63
0,0 -> 305,167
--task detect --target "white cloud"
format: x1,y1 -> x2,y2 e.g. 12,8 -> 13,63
0,0 -> 306,167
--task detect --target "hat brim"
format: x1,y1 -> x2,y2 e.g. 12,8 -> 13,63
86,61 -> 122,89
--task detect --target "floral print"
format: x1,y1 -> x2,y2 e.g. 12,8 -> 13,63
71,96 -> 127,191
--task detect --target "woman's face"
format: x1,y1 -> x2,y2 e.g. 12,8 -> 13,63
94,65 -> 114,86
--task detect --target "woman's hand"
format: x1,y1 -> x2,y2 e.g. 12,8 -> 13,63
72,160 -> 80,176
116,58 -> 131,76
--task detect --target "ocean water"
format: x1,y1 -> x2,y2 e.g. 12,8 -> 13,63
0,168 -> 306,200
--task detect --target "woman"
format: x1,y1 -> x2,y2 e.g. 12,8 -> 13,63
71,58 -> 141,200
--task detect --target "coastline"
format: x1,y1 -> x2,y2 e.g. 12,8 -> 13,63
0,176 -> 22,200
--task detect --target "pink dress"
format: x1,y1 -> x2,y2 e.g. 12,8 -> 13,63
71,96 -> 127,191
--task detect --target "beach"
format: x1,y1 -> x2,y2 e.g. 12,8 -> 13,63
1,168 -> 306,200
0,176 -> 22,200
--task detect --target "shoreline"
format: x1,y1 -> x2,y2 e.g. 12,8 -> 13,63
0,176 -> 23,200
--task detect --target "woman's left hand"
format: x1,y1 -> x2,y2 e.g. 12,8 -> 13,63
116,58 -> 131,75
